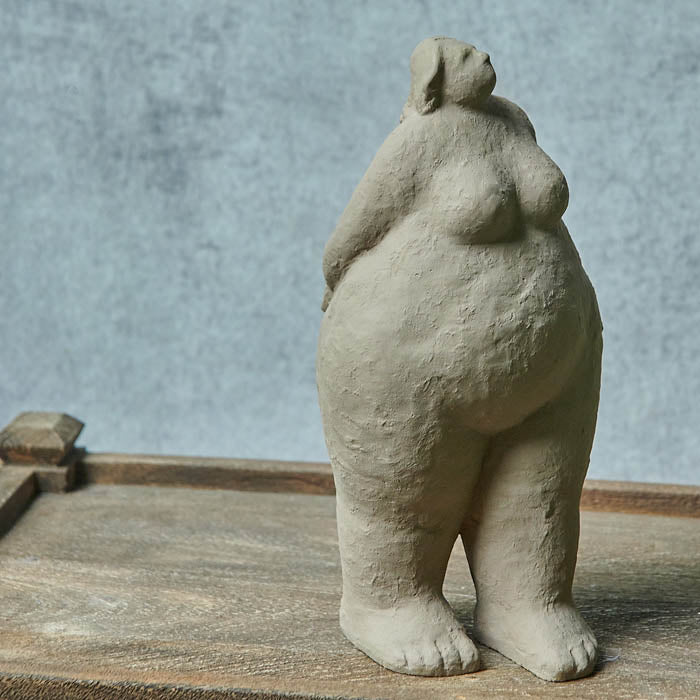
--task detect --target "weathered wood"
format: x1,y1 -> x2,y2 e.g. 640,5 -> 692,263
0,412 -> 83,465
0,485 -> 697,699
0,673 -> 338,700
78,453 -> 336,495
0,466 -> 36,536
28,447 -> 84,493
77,453 -> 700,518
581,478 -> 700,518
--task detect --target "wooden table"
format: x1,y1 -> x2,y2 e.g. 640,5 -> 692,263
0,413 -> 698,699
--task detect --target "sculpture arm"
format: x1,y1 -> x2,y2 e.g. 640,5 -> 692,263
322,124 -> 421,310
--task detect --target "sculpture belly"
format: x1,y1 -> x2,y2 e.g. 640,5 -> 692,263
321,223 -> 600,434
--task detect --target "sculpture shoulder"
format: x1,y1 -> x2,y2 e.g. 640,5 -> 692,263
369,117 -> 433,174
321,117 -> 432,299
486,95 -> 537,140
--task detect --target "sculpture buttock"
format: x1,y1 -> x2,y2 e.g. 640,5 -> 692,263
316,36 -> 603,682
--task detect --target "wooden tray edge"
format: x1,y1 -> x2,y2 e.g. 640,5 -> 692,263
0,466 -> 37,536
0,670 -> 350,700
72,452 -> 700,519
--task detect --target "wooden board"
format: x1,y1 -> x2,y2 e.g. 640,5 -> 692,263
77,452 -> 700,518
0,482 -> 698,699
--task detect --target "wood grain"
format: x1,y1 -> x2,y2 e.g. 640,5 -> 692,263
0,672 -> 341,700
0,485 -> 697,699
0,466 -> 36,537
77,453 -> 700,518
0,412 -> 83,465
581,478 -> 700,518
78,453 -> 336,495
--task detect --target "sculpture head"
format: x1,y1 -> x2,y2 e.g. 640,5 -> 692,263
401,37 -> 496,120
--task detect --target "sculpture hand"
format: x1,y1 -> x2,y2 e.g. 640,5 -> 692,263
321,285 -> 332,312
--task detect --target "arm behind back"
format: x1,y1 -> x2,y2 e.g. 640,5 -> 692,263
321,120 -> 425,310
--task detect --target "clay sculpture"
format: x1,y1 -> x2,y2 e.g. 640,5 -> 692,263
316,37 -> 603,682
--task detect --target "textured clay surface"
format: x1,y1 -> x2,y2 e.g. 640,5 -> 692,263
317,37 -> 603,682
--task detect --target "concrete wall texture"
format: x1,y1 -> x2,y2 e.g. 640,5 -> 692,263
2,1 -> 698,484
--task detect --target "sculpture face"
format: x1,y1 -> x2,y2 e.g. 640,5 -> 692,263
440,38 -> 497,107
318,36 -> 603,684
401,37 -> 498,120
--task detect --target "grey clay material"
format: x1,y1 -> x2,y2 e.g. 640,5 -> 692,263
316,37 -> 603,682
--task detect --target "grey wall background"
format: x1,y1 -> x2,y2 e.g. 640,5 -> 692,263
1,0 -> 698,484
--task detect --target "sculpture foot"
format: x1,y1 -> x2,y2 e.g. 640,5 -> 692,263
340,594 -> 480,676
474,600 -> 597,681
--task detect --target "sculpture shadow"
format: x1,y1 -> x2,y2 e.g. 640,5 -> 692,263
576,558 -> 699,650
447,554 -> 699,675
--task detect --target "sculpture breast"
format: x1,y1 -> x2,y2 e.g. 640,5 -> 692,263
424,155 -> 519,244
515,144 -> 570,227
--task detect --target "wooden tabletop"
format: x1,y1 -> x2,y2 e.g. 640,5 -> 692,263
0,412 -> 697,699
0,473 -> 697,699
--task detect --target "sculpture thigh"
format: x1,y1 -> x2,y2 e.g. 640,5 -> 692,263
463,328 -> 603,612
316,331 -> 489,609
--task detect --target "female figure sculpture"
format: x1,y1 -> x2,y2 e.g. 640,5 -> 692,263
316,37 -> 602,682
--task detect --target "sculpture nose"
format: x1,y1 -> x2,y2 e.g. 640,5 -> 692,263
481,52 -> 491,64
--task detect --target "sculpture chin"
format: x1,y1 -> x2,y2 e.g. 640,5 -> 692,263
484,65 -> 497,95
465,64 -> 496,107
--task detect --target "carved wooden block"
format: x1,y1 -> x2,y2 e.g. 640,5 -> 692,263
0,412 -> 83,465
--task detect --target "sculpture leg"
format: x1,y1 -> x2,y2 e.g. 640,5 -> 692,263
322,395 -> 487,676
462,336 -> 602,682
